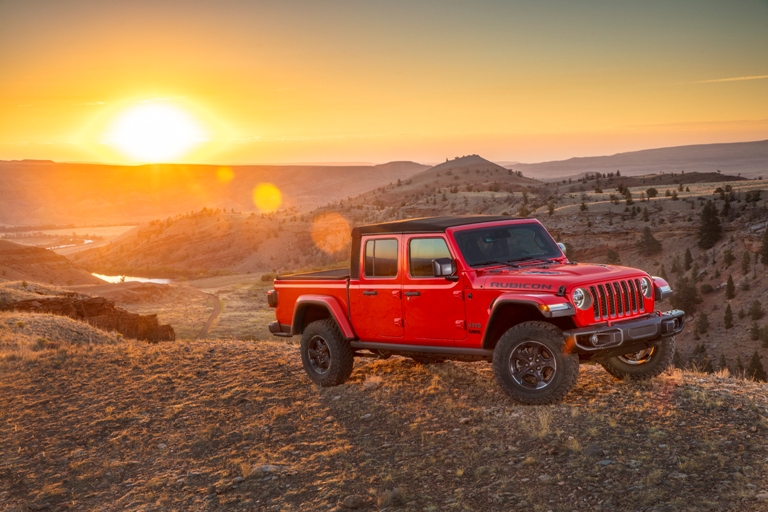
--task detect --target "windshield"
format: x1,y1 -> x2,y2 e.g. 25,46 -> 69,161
454,223 -> 562,267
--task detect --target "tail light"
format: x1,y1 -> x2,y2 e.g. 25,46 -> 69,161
267,289 -> 278,307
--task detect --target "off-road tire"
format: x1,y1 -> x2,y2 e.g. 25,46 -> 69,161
493,321 -> 579,405
300,319 -> 354,387
599,337 -> 675,381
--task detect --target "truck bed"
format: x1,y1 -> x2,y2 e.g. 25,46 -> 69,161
276,268 -> 350,281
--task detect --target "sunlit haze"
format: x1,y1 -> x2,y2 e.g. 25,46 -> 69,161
103,101 -> 207,163
1,0 -> 766,164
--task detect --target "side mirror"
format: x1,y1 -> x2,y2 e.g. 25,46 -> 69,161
557,242 -> 566,255
432,258 -> 458,281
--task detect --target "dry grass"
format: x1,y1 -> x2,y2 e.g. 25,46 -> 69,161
0,280 -> 74,303
0,311 -> 118,362
2,336 -> 768,510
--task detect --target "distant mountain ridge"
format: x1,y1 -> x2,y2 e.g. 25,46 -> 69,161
0,161 -> 429,226
511,139 -> 768,180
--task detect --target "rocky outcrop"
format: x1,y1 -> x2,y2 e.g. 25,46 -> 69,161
1,293 -> 174,341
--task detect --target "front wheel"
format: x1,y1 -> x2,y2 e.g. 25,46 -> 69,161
300,319 -> 354,387
493,321 -> 579,405
599,337 -> 675,380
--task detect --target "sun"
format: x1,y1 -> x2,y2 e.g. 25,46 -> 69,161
104,101 -> 208,162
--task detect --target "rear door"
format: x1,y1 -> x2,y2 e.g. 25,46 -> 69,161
402,235 -> 467,342
357,236 -> 404,339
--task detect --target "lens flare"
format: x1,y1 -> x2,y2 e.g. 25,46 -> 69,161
253,183 -> 282,212
311,213 -> 351,254
217,166 -> 235,183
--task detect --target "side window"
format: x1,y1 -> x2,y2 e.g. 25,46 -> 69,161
409,238 -> 451,277
364,238 -> 398,278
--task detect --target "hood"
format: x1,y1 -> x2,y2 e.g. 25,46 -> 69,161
474,263 -> 649,292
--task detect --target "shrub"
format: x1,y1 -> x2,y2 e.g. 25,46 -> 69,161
749,300 -> 764,321
700,284 -> 714,294
261,272 -> 278,282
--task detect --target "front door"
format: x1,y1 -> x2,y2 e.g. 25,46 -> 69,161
402,235 -> 466,343
357,236 -> 404,339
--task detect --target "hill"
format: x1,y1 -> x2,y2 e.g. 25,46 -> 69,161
2,337 -> 768,510
0,160 -> 428,226
71,171 -> 768,365
344,154 -> 542,217
0,240 -> 103,285
512,139 -> 768,180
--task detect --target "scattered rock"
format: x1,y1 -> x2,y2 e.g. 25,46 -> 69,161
459,417 -> 472,424
597,459 -> 613,466
584,444 -> 604,458
668,471 -> 688,480
253,464 -> 287,475
756,492 -> 768,500
157,443 -> 167,450
361,413 -> 372,419
538,474 -> 552,482
233,476 -> 245,484
362,380 -> 379,391
341,494 -> 365,509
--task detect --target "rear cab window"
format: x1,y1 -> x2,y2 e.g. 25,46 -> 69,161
364,238 -> 399,278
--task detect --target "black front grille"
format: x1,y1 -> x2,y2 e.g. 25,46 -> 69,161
589,278 -> 646,320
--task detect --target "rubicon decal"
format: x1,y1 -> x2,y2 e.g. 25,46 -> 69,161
489,282 -> 553,290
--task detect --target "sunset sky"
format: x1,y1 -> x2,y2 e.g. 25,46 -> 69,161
1,0 -> 766,165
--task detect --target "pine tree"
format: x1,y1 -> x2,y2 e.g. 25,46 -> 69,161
605,249 -> 621,265
747,351 -> 767,382
673,350 -> 684,368
636,227 -> 662,256
670,276 -> 702,314
684,248 -> 693,271
724,304 -> 734,329
750,322 -> 760,341
738,307 -> 746,319
749,300 -> 765,321
723,249 -> 735,266
697,200 -> 722,249
725,275 -> 735,299
761,226 -> 768,265
671,256 -> 680,273
742,251 -> 751,275
736,356 -> 745,378
690,262 -> 699,283
695,313 -> 709,334
718,354 -> 728,372
659,265 -> 669,282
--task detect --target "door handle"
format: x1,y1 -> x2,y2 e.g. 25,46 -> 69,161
363,290 -> 378,296
404,291 -> 420,297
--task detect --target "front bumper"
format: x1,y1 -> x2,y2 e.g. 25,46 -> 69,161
564,309 -> 685,355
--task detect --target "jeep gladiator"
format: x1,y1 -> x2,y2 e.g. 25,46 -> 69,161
268,216 -> 685,404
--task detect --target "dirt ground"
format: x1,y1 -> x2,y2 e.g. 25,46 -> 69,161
2,338 -> 768,511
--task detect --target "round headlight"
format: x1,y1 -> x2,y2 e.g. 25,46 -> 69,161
572,287 -> 592,310
641,277 -> 652,298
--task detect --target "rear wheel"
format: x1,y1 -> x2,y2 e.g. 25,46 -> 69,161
300,319 -> 354,387
599,337 -> 675,380
493,322 -> 579,405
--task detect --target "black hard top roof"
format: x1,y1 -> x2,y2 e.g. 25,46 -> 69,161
351,215 -> 517,237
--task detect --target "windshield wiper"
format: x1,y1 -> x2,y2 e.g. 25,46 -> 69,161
471,260 -> 520,268
507,256 -> 557,265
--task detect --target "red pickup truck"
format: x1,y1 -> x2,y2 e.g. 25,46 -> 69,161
268,216 -> 684,404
